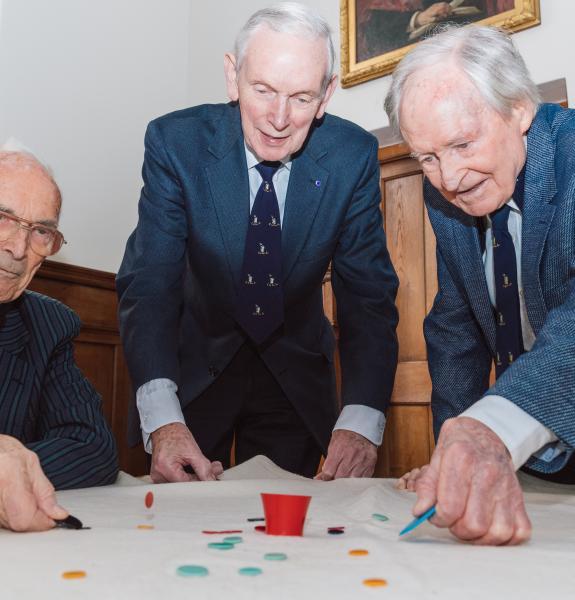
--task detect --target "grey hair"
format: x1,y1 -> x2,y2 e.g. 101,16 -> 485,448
0,150 -> 62,214
234,2 -> 335,94
384,24 -> 541,135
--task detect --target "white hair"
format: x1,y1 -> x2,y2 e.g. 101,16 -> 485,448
234,2 -> 335,94
384,25 -> 541,135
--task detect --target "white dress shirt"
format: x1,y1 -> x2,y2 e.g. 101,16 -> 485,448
137,143 -> 386,452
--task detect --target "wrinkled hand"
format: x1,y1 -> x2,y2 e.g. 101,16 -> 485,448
150,423 -> 224,483
395,465 -> 429,492
413,417 -> 531,545
415,2 -> 452,26
315,430 -> 377,480
0,435 -> 68,532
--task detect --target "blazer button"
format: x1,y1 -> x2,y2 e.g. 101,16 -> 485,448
208,366 -> 219,378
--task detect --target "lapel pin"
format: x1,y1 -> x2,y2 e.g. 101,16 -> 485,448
314,179 -> 321,187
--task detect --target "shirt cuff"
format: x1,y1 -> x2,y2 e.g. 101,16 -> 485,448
333,404 -> 386,446
136,378 -> 186,453
462,395 -> 558,469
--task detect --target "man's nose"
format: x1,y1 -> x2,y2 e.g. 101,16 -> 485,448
3,226 -> 29,260
269,96 -> 290,131
439,156 -> 464,192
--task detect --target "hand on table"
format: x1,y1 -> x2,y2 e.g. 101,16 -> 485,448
315,429 -> 377,480
395,465 -> 429,492
0,434 -> 68,532
150,423 -> 224,483
412,417 -> 531,545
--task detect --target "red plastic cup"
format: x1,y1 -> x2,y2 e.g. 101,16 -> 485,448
260,493 -> 312,536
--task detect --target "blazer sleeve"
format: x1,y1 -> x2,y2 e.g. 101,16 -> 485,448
424,245 -> 493,439
330,137 -> 399,414
26,313 -> 119,490
116,120 -> 188,390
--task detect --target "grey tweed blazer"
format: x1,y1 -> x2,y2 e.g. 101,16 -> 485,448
424,103 -> 575,475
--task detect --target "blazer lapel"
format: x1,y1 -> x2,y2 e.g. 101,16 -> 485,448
205,106 -> 250,292
521,113 -> 557,333
452,214 -> 497,354
282,142 -> 330,283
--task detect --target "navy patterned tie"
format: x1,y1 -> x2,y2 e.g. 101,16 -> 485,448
491,168 -> 525,377
236,162 -> 284,344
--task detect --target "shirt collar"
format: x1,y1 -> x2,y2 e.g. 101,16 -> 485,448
244,142 -> 292,173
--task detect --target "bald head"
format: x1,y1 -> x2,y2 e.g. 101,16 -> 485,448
0,151 -> 61,215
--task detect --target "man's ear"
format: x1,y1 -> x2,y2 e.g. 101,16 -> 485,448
513,99 -> 535,135
224,53 -> 239,102
315,74 -> 338,120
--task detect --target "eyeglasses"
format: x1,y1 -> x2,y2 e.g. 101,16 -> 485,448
0,209 -> 66,256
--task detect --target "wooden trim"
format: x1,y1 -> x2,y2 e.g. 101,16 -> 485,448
35,259 -> 116,290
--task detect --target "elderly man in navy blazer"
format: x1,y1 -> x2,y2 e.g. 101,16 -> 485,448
117,3 -> 399,482
0,150 -> 118,531
386,25 -> 575,545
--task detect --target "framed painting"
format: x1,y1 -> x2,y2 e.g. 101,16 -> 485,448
341,0 -> 541,88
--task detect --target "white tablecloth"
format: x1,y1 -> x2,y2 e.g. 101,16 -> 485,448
2,457 -> 574,600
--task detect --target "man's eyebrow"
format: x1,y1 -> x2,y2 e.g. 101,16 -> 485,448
36,218 -> 59,228
445,135 -> 469,147
250,80 -> 318,97
0,204 -> 58,228
410,151 -> 433,160
251,79 -> 274,89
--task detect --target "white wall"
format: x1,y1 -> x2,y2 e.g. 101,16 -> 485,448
0,0 -> 193,272
0,0 -> 573,272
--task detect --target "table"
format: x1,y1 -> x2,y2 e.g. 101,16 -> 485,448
2,456 -> 574,599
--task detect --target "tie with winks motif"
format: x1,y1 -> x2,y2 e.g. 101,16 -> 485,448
491,167 -> 525,377
235,161 -> 284,344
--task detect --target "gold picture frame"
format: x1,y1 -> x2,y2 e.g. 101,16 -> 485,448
341,0 -> 541,88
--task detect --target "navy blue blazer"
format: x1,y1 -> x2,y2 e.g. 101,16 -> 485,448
424,104 -> 575,474
117,102 -> 399,450
0,292 -> 118,489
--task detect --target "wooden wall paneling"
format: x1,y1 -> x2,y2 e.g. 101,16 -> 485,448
373,154 -> 434,477
376,405 -> 432,478
73,338 -> 116,427
383,171 -> 427,362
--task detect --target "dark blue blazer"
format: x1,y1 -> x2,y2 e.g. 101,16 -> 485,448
117,102 -> 399,450
0,292 -> 118,489
424,104 -> 575,474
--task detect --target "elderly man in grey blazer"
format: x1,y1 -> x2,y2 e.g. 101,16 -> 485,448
386,25 -> 575,545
